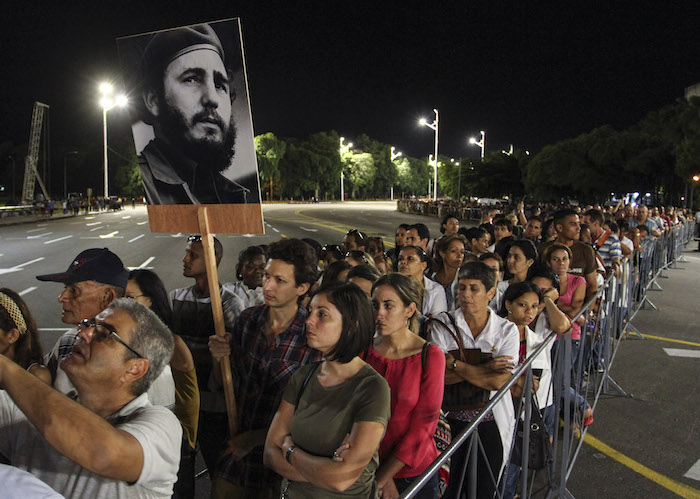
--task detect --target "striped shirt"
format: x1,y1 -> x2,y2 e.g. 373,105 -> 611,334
594,231 -> 622,267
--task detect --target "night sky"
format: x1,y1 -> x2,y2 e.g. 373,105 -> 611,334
2,1 -> 699,161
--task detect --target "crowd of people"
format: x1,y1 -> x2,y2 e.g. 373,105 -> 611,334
0,200 -> 690,498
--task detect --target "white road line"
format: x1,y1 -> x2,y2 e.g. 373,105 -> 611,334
15,257 -> 45,268
89,226 -> 104,231
685,458 -> 700,481
129,234 -> 145,243
79,236 -> 124,239
272,228 -> 279,233
27,232 -> 52,239
18,287 -> 37,296
99,231 -> 119,239
137,221 -> 148,225
300,226 -> 318,232
663,348 -> 700,358
122,216 -> 131,219
85,217 -> 95,220
138,256 -> 155,268
26,228 -> 45,233
44,235 -> 73,245
86,222 -> 101,226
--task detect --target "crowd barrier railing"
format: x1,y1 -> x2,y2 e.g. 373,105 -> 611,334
400,221 -> 694,499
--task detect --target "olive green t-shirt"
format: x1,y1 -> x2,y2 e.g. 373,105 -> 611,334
281,363 -> 391,498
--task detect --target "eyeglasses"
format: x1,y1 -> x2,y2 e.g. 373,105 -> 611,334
77,318 -> 145,359
187,235 -> 202,243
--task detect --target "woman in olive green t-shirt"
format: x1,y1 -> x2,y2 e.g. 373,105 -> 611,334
264,282 -> 390,498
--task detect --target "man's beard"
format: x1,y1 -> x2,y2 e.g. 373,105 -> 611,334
159,102 -> 236,173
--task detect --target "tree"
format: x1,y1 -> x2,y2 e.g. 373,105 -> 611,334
277,143 -> 319,199
114,160 -> 143,198
395,156 -> 430,197
254,132 -> 286,200
354,134 -> 396,198
344,152 -> 375,199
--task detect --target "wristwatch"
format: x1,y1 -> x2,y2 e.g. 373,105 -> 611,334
448,358 -> 457,370
285,445 -> 297,463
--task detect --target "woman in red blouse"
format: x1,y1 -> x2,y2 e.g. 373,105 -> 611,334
366,273 -> 445,498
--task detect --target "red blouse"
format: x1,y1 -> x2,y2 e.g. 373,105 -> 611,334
364,343 -> 446,478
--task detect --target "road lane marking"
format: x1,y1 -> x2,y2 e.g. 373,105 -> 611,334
583,433 -> 700,498
139,257 -> 155,268
300,226 -> 318,232
27,232 -> 52,239
292,209 -> 395,247
129,234 -> 145,243
99,231 -> 119,239
137,221 -> 148,225
686,459 -> 700,482
663,348 -> 700,358
641,334 -> 700,347
44,235 -> 73,244
127,256 -> 155,270
14,257 -> 45,268
38,328 -> 73,334
86,222 -> 101,226
89,226 -> 104,231
0,257 -> 46,274
122,216 -> 131,219
18,287 -> 37,296
26,228 -> 45,233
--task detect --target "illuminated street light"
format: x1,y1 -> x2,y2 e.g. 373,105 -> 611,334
339,137 -> 353,202
390,146 -> 402,162
693,174 -> 700,182
469,130 -> 485,159
419,109 -> 439,201
99,82 -> 127,199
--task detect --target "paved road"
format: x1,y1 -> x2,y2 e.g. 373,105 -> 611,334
0,201 -> 449,354
568,249 -> 700,498
1,202 -> 697,497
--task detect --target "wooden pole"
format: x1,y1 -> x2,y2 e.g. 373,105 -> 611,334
197,206 -> 238,436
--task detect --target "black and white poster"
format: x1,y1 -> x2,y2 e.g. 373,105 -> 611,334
117,18 -> 261,208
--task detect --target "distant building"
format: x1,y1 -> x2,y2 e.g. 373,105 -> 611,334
685,82 -> 700,100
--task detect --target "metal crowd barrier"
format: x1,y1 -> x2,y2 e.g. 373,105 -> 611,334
401,221 -> 694,499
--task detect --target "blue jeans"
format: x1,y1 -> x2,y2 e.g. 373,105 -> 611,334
395,473 -> 439,499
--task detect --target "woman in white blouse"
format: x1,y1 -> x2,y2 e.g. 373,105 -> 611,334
398,245 -> 447,319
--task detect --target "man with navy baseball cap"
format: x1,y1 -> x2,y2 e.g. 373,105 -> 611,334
37,248 -> 129,326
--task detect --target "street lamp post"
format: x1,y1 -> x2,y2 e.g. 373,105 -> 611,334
451,158 -> 461,200
339,137 -> 353,202
99,83 -> 127,199
469,130 -> 486,159
390,147 -> 402,200
64,151 -> 78,200
419,109 -> 439,201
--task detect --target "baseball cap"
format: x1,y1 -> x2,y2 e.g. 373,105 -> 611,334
36,248 -> 129,288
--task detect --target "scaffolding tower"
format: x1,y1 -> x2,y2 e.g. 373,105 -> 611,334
21,102 -> 50,204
